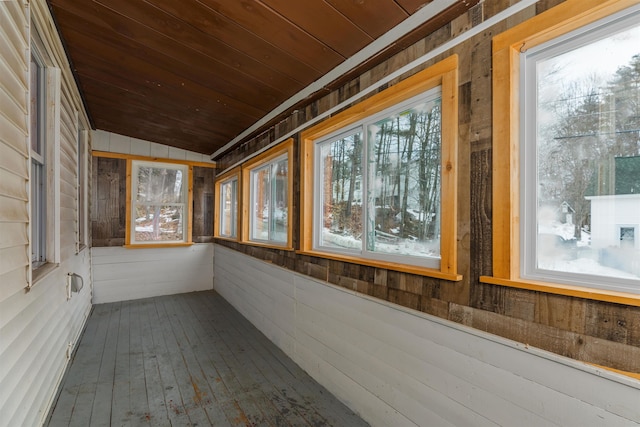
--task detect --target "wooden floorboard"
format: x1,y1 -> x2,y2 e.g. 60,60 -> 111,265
45,290 -> 368,427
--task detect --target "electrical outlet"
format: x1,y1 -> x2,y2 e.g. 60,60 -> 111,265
66,342 -> 73,360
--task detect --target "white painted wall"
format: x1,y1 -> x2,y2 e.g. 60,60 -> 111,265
0,1 -> 93,426
214,244 -> 640,427
91,129 -> 215,164
92,244 -> 214,304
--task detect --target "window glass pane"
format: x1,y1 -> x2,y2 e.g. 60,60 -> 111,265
31,159 -> 45,265
251,165 -> 271,241
134,205 -> 184,242
132,162 -> 188,244
271,158 -> 288,243
317,132 -> 363,250
367,98 -> 442,259
77,128 -> 85,247
136,166 -> 184,204
30,55 -> 42,155
30,52 -> 46,267
220,179 -> 237,237
534,21 -> 640,281
249,155 -> 288,244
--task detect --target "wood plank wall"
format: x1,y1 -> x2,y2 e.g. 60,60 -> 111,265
0,1 -> 93,426
214,245 -> 640,426
213,0 -> 640,375
91,147 -> 215,246
91,156 -> 126,246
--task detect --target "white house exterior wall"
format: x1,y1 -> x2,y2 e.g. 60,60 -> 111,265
0,1 -> 92,426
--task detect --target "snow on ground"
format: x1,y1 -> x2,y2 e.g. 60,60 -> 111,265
538,220 -> 576,240
539,257 -> 638,279
321,229 -> 439,257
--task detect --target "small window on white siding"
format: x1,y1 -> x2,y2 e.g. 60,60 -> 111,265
77,125 -> 87,251
30,51 -> 46,268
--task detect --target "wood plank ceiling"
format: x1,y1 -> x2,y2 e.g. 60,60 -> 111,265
47,0 -> 478,156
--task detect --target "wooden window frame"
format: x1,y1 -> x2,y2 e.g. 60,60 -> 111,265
300,55 -> 461,281
125,159 -> 193,248
241,138 -> 294,250
214,167 -> 241,241
482,0 -> 640,306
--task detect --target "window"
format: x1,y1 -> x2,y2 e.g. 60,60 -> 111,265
241,139 -> 293,249
214,168 -> 240,240
300,56 -> 460,280
77,124 -> 87,251
487,0 -> 640,303
128,160 -> 192,246
30,51 -> 46,268
29,39 -> 60,279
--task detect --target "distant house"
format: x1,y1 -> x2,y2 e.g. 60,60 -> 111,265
585,155 -> 640,276
587,155 -> 640,251
585,194 -> 640,250
559,201 -> 575,225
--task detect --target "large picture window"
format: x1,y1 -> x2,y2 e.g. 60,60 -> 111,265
214,168 -> 240,240
315,90 -> 442,268
486,0 -> 640,304
301,56 -> 459,279
241,139 -> 293,249
128,160 -> 191,246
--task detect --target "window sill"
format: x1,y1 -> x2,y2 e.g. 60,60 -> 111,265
239,240 -> 294,251
124,242 -> 194,249
214,236 -> 240,243
31,262 -> 60,288
298,249 -> 462,281
480,276 -> 640,307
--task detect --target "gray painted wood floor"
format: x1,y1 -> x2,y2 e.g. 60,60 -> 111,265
46,291 -> 368,427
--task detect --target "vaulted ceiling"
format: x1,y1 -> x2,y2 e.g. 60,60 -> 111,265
47,0 -> 478,157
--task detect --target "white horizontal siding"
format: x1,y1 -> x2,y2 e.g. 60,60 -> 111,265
214,244 -> 640,427
0,1 -> 93,426
92,244 -> 214,303
215,251 -> 296,355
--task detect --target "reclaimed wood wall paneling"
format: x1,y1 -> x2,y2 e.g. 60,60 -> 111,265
213,0 -> 640,374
